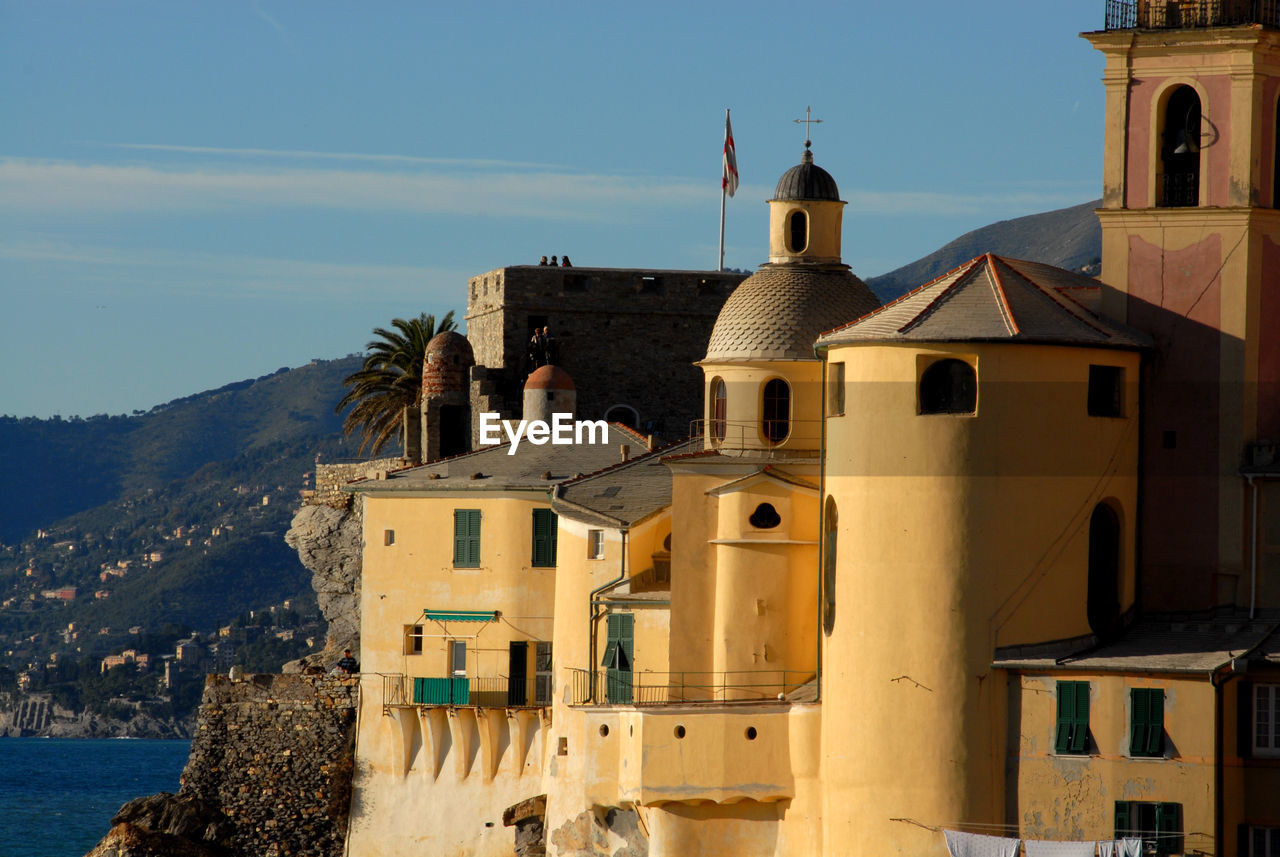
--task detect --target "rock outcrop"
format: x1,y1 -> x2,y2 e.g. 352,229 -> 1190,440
83,673 -> 358,857
0,693 -> 191,738
283,501 -> 362,669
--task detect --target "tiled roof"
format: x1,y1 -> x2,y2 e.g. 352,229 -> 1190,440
817,254 -> 1151,350
992,616 -> 1279,675
704,265 -> 880,361
552,439 -> 697,527
345,423 -> 647,493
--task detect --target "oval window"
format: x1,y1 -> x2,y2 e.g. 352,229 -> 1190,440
788,210 -> 808,253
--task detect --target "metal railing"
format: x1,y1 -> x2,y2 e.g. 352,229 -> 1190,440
569,669 -> 814,706
380,673 -> 551,711
1105,0 -> 1280,29
1160,172 -> 1199,207
688,418 -> 822,454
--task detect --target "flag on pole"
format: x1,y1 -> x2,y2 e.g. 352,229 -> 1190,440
722,111 -> 739,197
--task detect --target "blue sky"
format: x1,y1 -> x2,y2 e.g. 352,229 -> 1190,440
1,1 -> 1106,418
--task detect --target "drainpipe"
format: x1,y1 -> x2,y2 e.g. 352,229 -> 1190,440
1246,474 -> 1259,620
587,530 -> 628,703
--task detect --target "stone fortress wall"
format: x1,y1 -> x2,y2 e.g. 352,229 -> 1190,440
464,266 -> 747,436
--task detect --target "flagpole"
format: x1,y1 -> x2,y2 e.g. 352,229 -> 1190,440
718,181 -> 726,272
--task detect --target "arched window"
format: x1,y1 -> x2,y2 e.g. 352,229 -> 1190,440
788,210 -> 808,253
605,404 -> 639,428
1160,86 -> 1201,207
762,378 -> 790,443
823,497 -> 837,636
710,378 -> 727,442
1087,503 -> 1122,638
919,359 -> 976,415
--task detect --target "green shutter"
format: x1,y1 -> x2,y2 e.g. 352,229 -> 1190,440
453,509 -> 480,567
1131,688 -> 1164,756
532,509 -> 557,567
1055,681 -> 1089,754
1115,801 -> 1131,838
1156,803 -> 1182,855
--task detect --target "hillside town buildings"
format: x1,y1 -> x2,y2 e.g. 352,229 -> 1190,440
333,8 -> 1280,857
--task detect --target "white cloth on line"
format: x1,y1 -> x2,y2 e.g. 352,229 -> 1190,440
1025,840 -> 1098,857
1097,841 -> 1117,857
943,830 -> 1022,857
1119,838 -> 1144,857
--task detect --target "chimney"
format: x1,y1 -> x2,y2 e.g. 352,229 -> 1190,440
620,444 -> 631,462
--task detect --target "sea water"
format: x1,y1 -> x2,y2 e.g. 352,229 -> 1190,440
0,738 -> 191,857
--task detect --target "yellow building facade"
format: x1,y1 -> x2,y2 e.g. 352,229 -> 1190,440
339,10 -> 1280,857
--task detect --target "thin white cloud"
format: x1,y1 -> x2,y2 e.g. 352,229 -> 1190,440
103,142 -> 563,171
0,157 -> 708,219
0,238 -> 468,301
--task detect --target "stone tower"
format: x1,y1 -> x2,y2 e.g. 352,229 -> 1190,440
1086,11 -> 1280,612
420,330 -> 474,462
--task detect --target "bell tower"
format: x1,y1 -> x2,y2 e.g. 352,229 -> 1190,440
1086,11 -> 1280,612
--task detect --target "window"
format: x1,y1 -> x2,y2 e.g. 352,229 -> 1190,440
1055,681 -> 1090,754
1115,801 -> 1182,855
639,276 -> 664,295
1130,688 -> 1165,756
588,529 -> 605,560
383,529 -> 395,546
788,210 -> 808,253
532,508 -> 558,567
602,613 -> 634,704
823,497 -> 837,637
762,378 -> 790,443
827,362 -> 846,417
710,377 -> 727,442
449,640 -> 467,676
1088,365 -> 1125,417
1248,826 -> 1280,857
749,503 -> 781,529
1254,684 -> 1280,755
919,359 -> 976,415
534,641 -> 553,705
403,624 -> 423,656
1087,503 -> 1121,638
1160,85 -> 1201,207
453,509 -> 481,567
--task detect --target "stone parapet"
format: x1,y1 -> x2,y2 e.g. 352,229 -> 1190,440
311,458 -> 402,506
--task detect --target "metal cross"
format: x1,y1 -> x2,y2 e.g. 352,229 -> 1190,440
794,106 -> 823,148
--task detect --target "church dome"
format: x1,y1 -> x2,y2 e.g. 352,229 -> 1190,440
773,149 -> 839,201
704,266 -> 880,361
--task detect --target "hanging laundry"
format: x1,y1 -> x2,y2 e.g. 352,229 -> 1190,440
1026,840 -> 1097,857
943,830 -> 1022,857
1097,841 -> 1119,857
1119,838 -> 1144,857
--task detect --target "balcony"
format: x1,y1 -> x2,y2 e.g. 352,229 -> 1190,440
569,668 -> 815,706
1104,0 -> 1280,30
687,418 -> 822,457
381,673 -> 550,712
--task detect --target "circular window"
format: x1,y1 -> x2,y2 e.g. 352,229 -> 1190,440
749,503 -> 781,529
599,724 -> 610,737
745,726 -> 758,740
674,725 -> 687,739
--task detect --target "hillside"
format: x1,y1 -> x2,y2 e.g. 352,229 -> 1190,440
866,199 -> 1102,301
0,357 -> 364,731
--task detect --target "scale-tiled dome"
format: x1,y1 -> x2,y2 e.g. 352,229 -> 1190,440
774,149 -> 839,201
704,266 -> 880,361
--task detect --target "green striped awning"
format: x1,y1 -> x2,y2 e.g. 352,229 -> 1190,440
422,610 -> 498,623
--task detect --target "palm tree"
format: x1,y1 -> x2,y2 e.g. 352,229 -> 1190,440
336,311 -> 457,461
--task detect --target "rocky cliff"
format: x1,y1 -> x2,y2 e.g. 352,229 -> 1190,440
283,501 -> 362,669
84,672 -> 358,857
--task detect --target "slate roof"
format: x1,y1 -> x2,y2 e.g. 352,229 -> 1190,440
992,616 -> 1280,675
704,266 -> 880,362
817,254 -> 1151,350
552,439 -> 697,528
345,423 -> 650,493
774,149 -> 840,201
